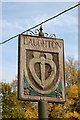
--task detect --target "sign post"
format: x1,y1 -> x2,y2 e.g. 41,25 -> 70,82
38,27 -> 48,119
18,26 -> 65,119
38,101 -> 48,119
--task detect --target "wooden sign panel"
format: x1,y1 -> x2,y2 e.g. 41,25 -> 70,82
18,34 -> 65,102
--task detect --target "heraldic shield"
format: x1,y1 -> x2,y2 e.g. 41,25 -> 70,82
18,35 -> 65,102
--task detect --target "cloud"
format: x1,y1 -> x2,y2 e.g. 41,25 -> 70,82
1,0 -> 79,2
2,2 -> 78,38
0,47 -> 2,82
0,70 -> 2,82
44,14 -> 78,29
2,20 -> 24,31
2,13 -> 78,41
2,51 -> 18,83
2,63 -> 17,83
2,20 -> 25,42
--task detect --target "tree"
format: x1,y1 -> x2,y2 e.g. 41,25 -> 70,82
48,57 -> 80,119
65,57 -> 78,88
1,82 -> 38,119
2,83 -> 25,118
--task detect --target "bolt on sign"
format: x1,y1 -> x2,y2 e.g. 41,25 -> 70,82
18,34 -> 65,102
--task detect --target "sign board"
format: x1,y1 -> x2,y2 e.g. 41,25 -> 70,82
18,34 -> 65,102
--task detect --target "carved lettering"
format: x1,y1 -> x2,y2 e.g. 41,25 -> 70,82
24,36 -> 62,50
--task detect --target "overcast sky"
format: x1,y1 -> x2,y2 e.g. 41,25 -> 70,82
0,1 -> 79,83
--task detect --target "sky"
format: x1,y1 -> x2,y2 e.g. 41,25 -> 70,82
0,1 -> 79,83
